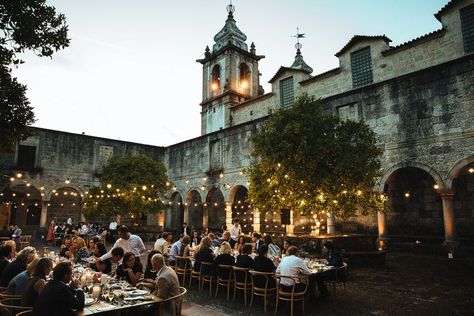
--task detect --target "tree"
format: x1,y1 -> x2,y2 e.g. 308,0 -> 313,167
82,155 -> 172,219
246,95 -> 386,221
0,0 -> 69,151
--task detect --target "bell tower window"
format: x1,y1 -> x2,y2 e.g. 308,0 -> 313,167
239,63 -> 250,92
211,64 -> 221,95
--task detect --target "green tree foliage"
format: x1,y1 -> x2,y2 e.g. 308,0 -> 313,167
0,0 -> 69,151
246,95 -> 386,220
82,155 -> 172,219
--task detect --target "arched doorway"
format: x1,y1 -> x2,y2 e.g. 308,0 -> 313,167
186,190 -> 203,231
2,184 -> 42,227
451,162 -> 474,238
229,186 -> 252,233
206,188 -> 225,231
167,192 -> 184,231
49,187 -> 82,226
384,167 -> 443,236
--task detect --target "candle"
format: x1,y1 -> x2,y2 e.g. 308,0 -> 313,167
92,286 -> 101,299
101,274 -> 107,286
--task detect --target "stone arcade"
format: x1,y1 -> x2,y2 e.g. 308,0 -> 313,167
1,0 -> 473,248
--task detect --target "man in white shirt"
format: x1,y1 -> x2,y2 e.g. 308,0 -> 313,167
99,225 -> 146,262
154,232 -> 171,254
109,219 -> 118,243
276,246 -> 312,292
229,218 -> 241,241
67,217 -> 72,227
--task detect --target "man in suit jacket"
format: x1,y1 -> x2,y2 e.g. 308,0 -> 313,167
34,262 -> 84,316
149,254 -> 180,316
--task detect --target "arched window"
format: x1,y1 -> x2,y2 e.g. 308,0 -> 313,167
239,63 -> 250,90
211,64 -> 221,93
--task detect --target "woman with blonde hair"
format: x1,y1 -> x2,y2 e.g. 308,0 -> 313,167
6,257 -> 40,295
193,237 -> 214,276
71,237 -> 89,263
213,241 -> 235,280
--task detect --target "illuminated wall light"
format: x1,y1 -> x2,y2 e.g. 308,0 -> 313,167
26,183 -> 31,187
219,173 -> 224,178
404,192 -> 410,198
433,184 -> 439,190
469,167 -> 474,173
9,177 -> 14,182
107,184 -> 112,189
65,178 -> 71,184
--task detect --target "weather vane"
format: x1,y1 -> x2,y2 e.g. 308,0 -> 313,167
227,0 -> 235,15
292,27 -> 305,51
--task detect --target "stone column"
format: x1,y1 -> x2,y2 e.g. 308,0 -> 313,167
327,212 -> 336,235
253,209 -> 260,233
183,205 -> 189,224
202,205 -> 208,229
376,211 -> 388,250
440,191 -> 457,243
40,201 -> 48,228
287,209 -> 295,235
225,203 -> 232,230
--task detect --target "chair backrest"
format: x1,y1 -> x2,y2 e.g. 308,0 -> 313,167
335,262 -> 348,282
249,270 -> 275,290
20,235 -> 31,242
162,286 -> 187,316
274,274 -> 309,297
15,310 -> 33,316
0,293 -> 22,300
0,298 -> 32,314
216,264 -> 233,281
174,256 -> 191,270
233,266 -> 251,284
200,261 -> 213,277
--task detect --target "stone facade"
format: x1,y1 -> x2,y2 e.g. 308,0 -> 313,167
1,0 -> 473,243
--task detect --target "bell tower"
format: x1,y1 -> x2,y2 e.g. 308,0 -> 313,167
197,3 -> 265,135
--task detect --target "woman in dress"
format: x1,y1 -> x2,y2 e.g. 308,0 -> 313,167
46,217 -> 56,245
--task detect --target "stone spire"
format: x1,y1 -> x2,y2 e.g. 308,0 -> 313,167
290,28 -> 313,74
212,2 -> 248,52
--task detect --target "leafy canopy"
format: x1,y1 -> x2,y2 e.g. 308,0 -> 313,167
246,95 -> 386,220
0,0 -> 69,151
82,155 -> 172,219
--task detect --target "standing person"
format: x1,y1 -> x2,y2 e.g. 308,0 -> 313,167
11,224 -> 22,250
182,222 -> 190,237
98,225 -> 146,262
230,218 -> 241,242
33,262 -> 85,316
46,217 -> 56,245
66,217 -> 72,228
109,218 -> 118,243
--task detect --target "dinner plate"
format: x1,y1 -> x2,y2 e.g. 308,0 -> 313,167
85,297 -> 95,306
128,289 -> 149,296
124,296 -> 144,301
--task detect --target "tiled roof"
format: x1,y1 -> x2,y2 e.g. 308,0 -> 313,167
268,66 -> 307,83
335,35 -> 391,57
434,0 -> 459,21
299,67 -> 341,86
382,29 -> 446,56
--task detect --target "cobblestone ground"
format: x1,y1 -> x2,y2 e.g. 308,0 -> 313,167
35,242 -> 474,316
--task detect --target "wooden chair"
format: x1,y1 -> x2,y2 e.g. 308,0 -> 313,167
199,261 -> 215,296
19,235 -> 31,250
232,266 -> 252,306
274,274 -> 309,316
249,270 -> 276,313
159,286 -> 187,316
0,287 -> 7,293
215,264 -> 234,300
0,298 -> 32,316
0,293 -> 21,300
15,310 -> 33,316
188,261 -> 201,289
326,262 -> 347,298
174,256 -> 192,287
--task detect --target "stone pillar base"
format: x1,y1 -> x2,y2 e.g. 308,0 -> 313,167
376,236 -> 389,251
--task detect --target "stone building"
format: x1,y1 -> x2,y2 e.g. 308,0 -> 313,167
0,0 -> 473,246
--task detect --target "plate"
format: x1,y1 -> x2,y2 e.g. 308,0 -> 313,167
128,289 -> 149,296
82,257 -> 96,264
85,297 -> 95,306
124,296 -> 144,301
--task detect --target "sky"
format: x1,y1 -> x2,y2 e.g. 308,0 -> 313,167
13,0 -> 448,146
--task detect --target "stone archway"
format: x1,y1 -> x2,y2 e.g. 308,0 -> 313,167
2,184 -> 42,227
166,192 -> 184,231
186,190 -> 203,231
206,188 -> 225,231
49,187 -> 82,226
448,159 -> 474,238
383,167 -> 443,236
229,185 -> 252,233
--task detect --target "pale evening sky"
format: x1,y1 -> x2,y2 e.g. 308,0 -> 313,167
13,0 -> 447,146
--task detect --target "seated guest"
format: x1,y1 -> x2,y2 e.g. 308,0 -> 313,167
6,257 -> 40,295
252,233 -> 262,253
191,230 -> 201,248
179,235 -> 191,257
263,235 -> 281,259
0,244 -> 14,276
90,242 -> 111,274
213,242 -> 235,280
153,232 -> 169,254
282,239 -> 293,256
193,236 -> 215,276
110,246 -> 124,264
168,236 -> 182,266
144,250 -> 160,281
236,244 -> 254,269
221,231 -> 236,249
87,236 -> 100,256
234,235 -> 245,254
33,262 -> 84,316
116,252 -> 142,286
4,240 -> 17,260
315,241 -> 344,297
22,258 -> 53,307
276,246 -> 311,292
71,237 -> 89,263
252,245 -> 276,288
208,233 -> 220,247
0,246 -> 36,286
59,236 -> 72,258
